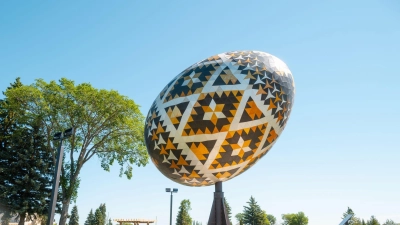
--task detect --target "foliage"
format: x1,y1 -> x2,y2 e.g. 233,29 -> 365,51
68,205 -> 79,225
0,78 -> 54,225
281,212 -> 308,225
242,196 -> 269,225
108,219 -> 113,225
224,197 -> 232,225
342,207 -> 359,225
266,214 -> 276,225
192,221 -> 202,225
366,216 -> 380,225
3,78 -> 148,225
235,213 -> 244,225
84,209 -> 95,225
176,199 -> 192,225
382,220 -> 396,225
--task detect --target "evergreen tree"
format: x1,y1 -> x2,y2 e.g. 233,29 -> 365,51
84,209 -> 95,225
99,204 -> 106,225
0,78 -> 53,225
176,199 -> 192,225
342,207 -> 360,225
94,208 -> 104,225
366,216 -> 380,225
242,196 -> 268,225
108,218 -> 113,225
68,205 -> 79,225
224,197 -> 232,225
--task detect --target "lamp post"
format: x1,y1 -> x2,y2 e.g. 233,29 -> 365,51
165,188 -> 178,225
46,128 -> 74,225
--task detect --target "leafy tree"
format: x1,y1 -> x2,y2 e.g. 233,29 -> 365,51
0,78 -> 54,225
68,205 -> 79,225
266,214 -> 276,225
281,212 -> 308,225
235,213 -> 244,225
382,220 -> 396,225
366,216 -> 380,225
242,196 -> 268,225
3,78 -> 149,225
176,199 -> 192,225
224,197 -> 232,225
84,209 -> 95,225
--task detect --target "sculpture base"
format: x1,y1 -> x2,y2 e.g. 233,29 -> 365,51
208,182 -> 230,225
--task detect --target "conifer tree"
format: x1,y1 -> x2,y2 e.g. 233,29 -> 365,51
224,197 -> 232,225
94,208 -> 104,225
69,205 -> 79,225
366,216 -> 380,225
176,199 -> 192,225
84,209 -> 95,225
0,78 -> 54,225
242,196 -> 269,225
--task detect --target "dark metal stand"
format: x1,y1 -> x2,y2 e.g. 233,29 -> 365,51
208,182 -> 229,225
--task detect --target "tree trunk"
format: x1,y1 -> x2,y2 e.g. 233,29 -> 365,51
59,199 -> 71,225
18,213 -> 25,225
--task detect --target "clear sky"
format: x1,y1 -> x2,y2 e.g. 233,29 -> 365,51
1,0 -> 399,225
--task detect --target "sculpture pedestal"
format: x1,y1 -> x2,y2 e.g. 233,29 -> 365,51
207,182 -> 230,225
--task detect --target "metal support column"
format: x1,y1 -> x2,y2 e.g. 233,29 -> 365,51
208,182 -> 229,225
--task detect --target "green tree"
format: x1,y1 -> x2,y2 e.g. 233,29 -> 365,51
362,220 -> 366,225
281,212 -> 308,225
342,207 -> 360,225
3,78 -> 149,225
235,213 -> 244,225
84,209 -> 95,225
108,219 -> 113,225
0,78 -> 54,225
224,197 -> 232,225
242,196 -> 267,225
366,216 -> 380,225
94,208 -> 104,225
266,214 -> 276,225
99,204 -> 106,225
68,205 -> 79,225
176,199 -> 192,225
382,220 -> 396,225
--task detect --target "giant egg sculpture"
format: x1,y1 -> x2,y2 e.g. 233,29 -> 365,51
145,50 -> 295,186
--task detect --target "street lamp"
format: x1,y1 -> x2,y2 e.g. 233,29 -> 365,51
166,188 -> 178,225
47,128 -> 74,225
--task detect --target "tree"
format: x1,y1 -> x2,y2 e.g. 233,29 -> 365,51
3,78 -> 149,225
176,199 -> 192,225
192,221 -> 202,225
382,220 -> 396,225
0,78 -> 54,225
242,196 -> 268,225
235,213 -> 244,225
342,207 -> 360,225
281,212 -> 308,225
108,218 -> 113,225
84,209 -> 95,225
366,216 -> 380,225
68,205 -> 79,225
99,204 -> 106,225
224,197 -> 232,225
266,214 -> 276,225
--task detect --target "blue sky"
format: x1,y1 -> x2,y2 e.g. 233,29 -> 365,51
1,0 -> 399,224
